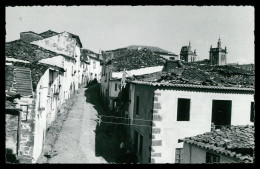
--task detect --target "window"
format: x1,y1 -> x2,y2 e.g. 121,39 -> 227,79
115,83 -> 117,91
175,148 -> 183,163
251,102 -> 254,122
134,131 -> 138,153
134,131 -> 143,156
177,98 -> 190,121
136,96 -> 140,116
65,69 -> 67,77
206,152 -> 220,163
139,135 -> 143,156
72,66 -> 73,76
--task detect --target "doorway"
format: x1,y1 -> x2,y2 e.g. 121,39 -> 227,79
211,100 -> 232,127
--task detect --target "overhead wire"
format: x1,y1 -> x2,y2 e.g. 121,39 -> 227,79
96,114 -> 153,122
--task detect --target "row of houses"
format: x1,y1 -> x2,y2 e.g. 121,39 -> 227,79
5,30 -> 103,163
99,41 -> 254,163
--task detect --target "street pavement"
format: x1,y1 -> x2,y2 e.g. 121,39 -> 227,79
47,84 -> 119,163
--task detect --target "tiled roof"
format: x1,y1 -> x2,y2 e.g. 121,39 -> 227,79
181,125 -> 254,163
130,61 -> 254,90
7,61 -> 50,91
104,48 -> 166,72
81,49 -> 102,62
5,66 -> 33,96
5,40 -> 61,62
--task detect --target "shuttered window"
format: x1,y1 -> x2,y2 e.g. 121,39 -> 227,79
175,148 -> 183,163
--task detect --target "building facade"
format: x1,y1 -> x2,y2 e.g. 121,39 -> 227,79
125,61 -> 254,164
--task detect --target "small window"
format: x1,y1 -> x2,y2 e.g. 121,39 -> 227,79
175,148 -> 183,163
251,102 -> 254,122
136,96 -> 140,116
93,61 -> 96,69
139,135 -> 143,156
206,152 -> 220,163
115,83 -> 117,91
177,98 -> 190,121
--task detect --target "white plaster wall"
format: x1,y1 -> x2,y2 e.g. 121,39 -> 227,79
154,89 -> 254,163
63,58 -> 76,99
39,55 -> 64,69
128,84 -> 135,124
182,143 -> 241,163
31,32 -> 77,57
89,58 -> 102,82
109,81 -> 121,98
32,69 -> 49,162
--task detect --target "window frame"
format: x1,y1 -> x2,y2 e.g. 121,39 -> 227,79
115,83 -> 118,91
250,102 -> 254,122
136,96 -> 140,116
206,152 -> 220,163
177,98 -> 191,121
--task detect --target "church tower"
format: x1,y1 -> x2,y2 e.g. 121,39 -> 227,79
180,41 -> 197,62
209,37 -> 228,65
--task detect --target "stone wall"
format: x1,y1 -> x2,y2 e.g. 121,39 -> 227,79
18,97 -> 36,163
6,114 -> 18,155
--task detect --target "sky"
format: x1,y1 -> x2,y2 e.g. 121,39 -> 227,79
6,6 -> 254,64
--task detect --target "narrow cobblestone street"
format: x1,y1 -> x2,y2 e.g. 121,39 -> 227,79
46,84 -> 120,163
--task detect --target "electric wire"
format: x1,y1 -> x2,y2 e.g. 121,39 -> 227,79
96,114 -> 153,122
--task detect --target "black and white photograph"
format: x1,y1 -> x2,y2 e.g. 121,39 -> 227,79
5,6 -> 254,164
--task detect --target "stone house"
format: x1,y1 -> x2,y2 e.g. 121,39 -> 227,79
125,61 -> 254,163
179,125 -> 254,163
81,49 -> 102,83
100,47 -> 166,111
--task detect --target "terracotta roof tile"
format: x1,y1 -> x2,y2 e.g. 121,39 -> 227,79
182,125 -> 254,163
103,48 -> 165,72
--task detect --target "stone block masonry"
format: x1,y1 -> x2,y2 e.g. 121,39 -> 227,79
150,90 -> 163,164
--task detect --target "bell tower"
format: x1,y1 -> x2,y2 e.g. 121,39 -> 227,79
209,37 -> 228,65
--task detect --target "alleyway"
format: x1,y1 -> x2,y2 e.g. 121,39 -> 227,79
47,84 -> 120,163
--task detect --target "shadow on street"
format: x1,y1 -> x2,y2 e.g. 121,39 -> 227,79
84,84 -> 121,163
